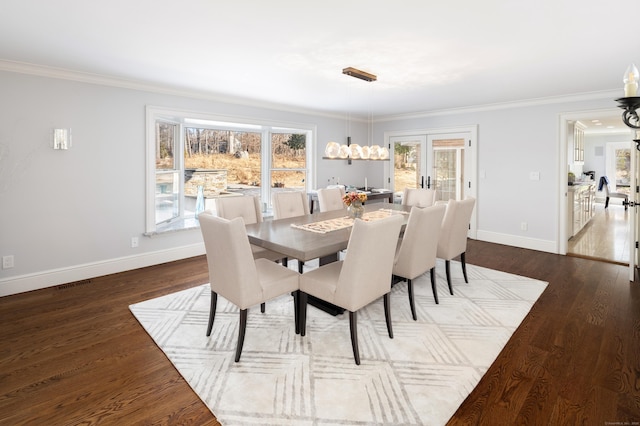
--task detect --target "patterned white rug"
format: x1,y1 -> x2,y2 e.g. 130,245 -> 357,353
130,260 -> 547,425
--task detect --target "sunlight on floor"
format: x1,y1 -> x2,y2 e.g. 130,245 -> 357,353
568,202 -> 629,264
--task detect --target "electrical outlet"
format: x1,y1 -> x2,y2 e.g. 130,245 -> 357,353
131,237 -> 139,248
521,222 -> 528,231
3,255 -> 14,269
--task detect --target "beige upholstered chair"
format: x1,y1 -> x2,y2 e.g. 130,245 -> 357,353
199,213 -> 300,362
272,191 -> 310,220
393,204 -> 446,319
299,215 -> 404,365
436,197 -> 476,295
317,187 -> 346,212
401,188 -> 437,208
215,195 -> 287,313
272,191 -> 311,273
214,195 -> 285,262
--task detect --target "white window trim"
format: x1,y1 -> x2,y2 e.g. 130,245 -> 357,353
145,106 -> 316,235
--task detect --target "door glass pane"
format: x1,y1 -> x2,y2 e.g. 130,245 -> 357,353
434,149 -> 457,201
615,148 -> 631,196
394,141 -> 422,192
432,138 -> 465,201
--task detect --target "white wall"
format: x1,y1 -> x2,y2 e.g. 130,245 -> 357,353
0,68 -> 623,296
373,97 -> 620,252
0,70 -> 363,296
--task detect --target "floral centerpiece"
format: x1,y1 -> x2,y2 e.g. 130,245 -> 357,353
343,191 -> 367,219
342,191 -> 367,206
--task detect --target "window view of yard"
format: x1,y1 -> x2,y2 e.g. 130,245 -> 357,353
154,121 -> 307,226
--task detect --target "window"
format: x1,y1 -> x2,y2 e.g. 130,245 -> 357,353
146,107 -> 314,234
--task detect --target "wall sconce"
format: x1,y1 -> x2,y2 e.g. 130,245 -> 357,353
53,128 -> 71,150
623,64 -> 639,97
615,64 -> 640,150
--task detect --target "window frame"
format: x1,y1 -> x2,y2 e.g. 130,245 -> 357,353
145,106 -> 315,234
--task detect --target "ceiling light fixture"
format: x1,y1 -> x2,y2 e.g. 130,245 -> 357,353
324,67 -> 389,162
342,67 -> 377,82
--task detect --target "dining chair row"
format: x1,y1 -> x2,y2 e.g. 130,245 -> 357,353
200,193 -> 475,365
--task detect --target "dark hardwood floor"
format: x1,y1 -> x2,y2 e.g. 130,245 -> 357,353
1,240 -> 639,425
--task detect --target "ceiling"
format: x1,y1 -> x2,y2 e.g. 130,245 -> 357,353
1,0 -> 638,124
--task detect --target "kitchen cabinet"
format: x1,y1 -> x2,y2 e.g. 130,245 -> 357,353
568,183 -> 595,238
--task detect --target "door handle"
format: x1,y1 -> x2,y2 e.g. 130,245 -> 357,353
421,176 -> 424,188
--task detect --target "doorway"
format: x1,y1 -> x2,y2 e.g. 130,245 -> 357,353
385,126 -> 478,238
561,110 -> 634,265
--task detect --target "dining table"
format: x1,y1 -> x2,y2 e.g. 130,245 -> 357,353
244,203 -> 411,315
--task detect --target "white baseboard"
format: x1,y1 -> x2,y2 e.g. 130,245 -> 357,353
475,230 -> 557,254
0,243 -> 205,297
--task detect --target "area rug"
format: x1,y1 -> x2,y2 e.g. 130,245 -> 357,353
130,260 -> 547,425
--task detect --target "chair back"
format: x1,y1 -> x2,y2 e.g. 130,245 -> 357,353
214,195 -> 263,224
272,191 -> 310,220
198,213 -> 262,309
437,197 -> 476,260
317,187 -> 346,212
335,215 -> 404,311
402,188 -> 437,208
394,204 -> 446,279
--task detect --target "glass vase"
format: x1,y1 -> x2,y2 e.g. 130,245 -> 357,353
348,200 -> 364,219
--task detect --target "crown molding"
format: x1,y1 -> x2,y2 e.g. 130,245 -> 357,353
376,90 -> 621,122
0,60 -> 345,121
0,60 -> 621,125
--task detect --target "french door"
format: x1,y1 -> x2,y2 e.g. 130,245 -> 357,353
386,127 -> 477,237
390,133 -> 468,202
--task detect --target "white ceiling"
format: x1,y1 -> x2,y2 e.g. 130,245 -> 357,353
1,0 -> 638,124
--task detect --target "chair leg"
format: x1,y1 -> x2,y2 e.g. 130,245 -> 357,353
300,292 -> 308,337
430,267 -> 439,305
260,303 -> 265,313
206,291 -> 218,336
605,196 -> 610,208
282,257 -> 288,267
384,293 -> 394,338
234,309 -> 248,362
445,260 -> 454,295
461,252 -> 468,283
292,291 -> 300,334
298,260 -> 305,274
349,311 -> 360,365
407,279 -> 417,321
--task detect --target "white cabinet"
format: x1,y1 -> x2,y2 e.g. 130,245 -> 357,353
568,183 -> 595,238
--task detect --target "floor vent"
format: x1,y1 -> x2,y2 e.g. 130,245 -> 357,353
57,279 -> 92,290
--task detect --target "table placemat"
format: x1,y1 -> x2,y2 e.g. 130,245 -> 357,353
291,209 -> 408,234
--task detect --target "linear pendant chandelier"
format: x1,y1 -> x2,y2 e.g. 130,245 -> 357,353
324,67 -> 389,162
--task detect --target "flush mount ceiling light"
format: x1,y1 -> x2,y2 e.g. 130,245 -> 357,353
324,67 -> 389,162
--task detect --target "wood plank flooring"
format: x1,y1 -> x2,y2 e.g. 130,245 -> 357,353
568,203 -> 630,264
1,241 -> 639,425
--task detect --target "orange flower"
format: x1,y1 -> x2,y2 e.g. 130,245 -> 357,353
342,191 -> 367,206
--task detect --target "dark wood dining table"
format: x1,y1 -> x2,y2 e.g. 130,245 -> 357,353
244,203 -> 411,315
